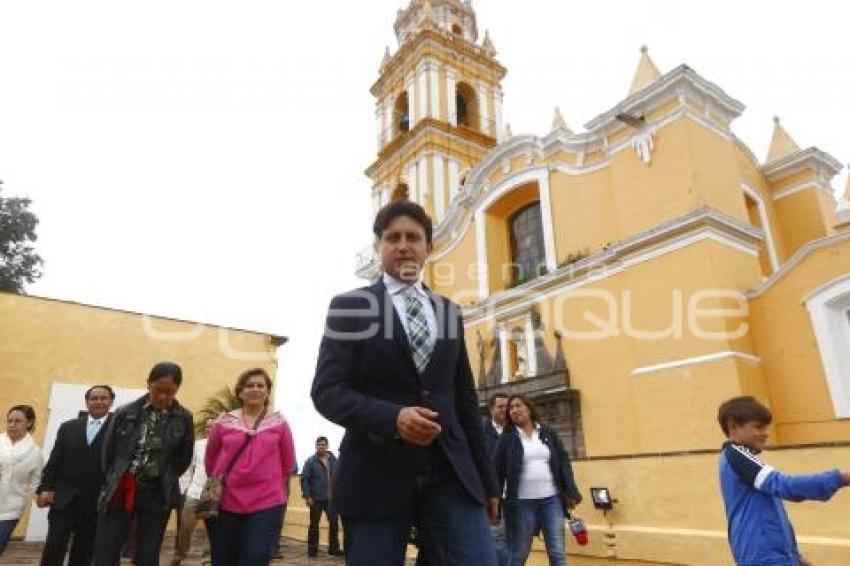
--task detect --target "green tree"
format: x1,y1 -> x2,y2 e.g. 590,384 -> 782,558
195,386 -> 240,436
0,181 -> 43,293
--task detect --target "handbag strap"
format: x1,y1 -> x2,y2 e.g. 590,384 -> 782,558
222,408 -> 266,480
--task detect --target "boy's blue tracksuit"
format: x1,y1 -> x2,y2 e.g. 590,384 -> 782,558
719,441 -> 844,565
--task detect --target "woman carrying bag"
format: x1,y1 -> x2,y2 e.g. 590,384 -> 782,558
495,394 -> 581,566
204,368 -> 295,565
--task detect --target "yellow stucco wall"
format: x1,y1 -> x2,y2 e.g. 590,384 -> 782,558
0,292 -> 279,442
748,239 -> 850,444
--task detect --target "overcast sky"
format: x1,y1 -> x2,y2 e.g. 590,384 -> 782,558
1,0 -> 847,460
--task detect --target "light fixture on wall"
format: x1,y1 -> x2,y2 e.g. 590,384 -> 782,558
590,486 -> 618,514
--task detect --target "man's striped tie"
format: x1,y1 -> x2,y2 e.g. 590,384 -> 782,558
405,290 -> 434,373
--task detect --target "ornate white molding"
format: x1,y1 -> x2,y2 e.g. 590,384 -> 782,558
747,231 -> 850,299
462,206 -> 763,324
632,350 -> 761,377
804,275 -> 850,418
761,147 -> 842,183
772,178 -> 836,202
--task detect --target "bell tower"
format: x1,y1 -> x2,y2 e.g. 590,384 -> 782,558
366,0 -> 507,225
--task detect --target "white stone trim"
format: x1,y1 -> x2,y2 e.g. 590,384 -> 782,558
434,153 -> 446,222
478,81 -> 490,136
408,161 -> 418,203
418,155 -> 429,201
448,158 -> 461,202
463,209 -> 762,325
405,74 -> 417,126
376,105 -> 384,149
494,87 -> 504,143
804,275 -> 850,418
429,62 -> 441,120
475,209 -> 489,299
498,326 -> 510,384
761,147 -> 842,183
524,314 -> 538,377
772,179 -> 835,202
747,232 -> 850,299
446,67 -> 458,127
538,172 -> 557,272
417,66 -> 428,126
631,350 -> 761,377
741,183 -> 780,272
385,97 -> 394,142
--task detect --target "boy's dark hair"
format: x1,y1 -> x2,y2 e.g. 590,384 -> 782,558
85,385 -> 116,400
316,436 -> 329,445
488,392 -> 509,409
148,361 -> 183,387
373,200 -> 433,245
717,396 -> 772,436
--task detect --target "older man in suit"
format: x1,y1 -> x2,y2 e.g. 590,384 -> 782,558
312,200 -> 499,566
37,385 -> 115,566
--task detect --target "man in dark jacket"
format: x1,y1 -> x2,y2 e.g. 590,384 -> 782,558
93,362 -> 194,566
301,436 -> 343,557
312,201 -> 499,566
37,385 -> 115,566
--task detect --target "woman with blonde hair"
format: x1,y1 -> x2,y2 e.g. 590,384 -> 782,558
205,368 -> 295,565
0,404 -> 44,555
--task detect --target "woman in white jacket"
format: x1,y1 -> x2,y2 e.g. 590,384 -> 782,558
0,404 -> 43,556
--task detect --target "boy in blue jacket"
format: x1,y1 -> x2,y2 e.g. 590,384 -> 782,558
717,396 -> 849,565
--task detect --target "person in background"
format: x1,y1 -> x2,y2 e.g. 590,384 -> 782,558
301,436 -> 344,557
482,393 -> 510,566
0,404 -> 44,556
205,368 -> 295,565
93,362 -> 194,566
170,418 -> 214,566
495,395 -> 581,566
37,386 -> 115,566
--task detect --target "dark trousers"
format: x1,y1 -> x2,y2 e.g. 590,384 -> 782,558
40,499 -> 98,566
93,483 -> 170,566
271,502 -> 287,556
209,504 -> 283,566
307,500 -> 341,554
345,474 -> 496,566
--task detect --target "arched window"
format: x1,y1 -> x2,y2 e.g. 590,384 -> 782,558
455,82 -> 479,131
806,276 -> 850,417
394,92 -> 410,135
510,203 -> 546,283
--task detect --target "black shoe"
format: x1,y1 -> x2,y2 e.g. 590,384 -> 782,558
308,550 -> 318,558
329,549 -> 345,556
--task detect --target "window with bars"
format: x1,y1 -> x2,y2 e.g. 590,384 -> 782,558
510,202 -> 546,284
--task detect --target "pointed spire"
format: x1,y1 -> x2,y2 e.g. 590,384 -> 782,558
481,29 -> 497,57
628,45 -> 662,95
551,107 -> 571,133
766,116 -> 801,163
422,0 -> 436,28
379,46 -> 391,72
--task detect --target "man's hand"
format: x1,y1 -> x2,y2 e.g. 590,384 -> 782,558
37,491 -> 55,508
305,497 -> 314,507
396,407 -> 441,447
799,555 -> 813,566
487,497 -> 500,525
564,496 -> 580,510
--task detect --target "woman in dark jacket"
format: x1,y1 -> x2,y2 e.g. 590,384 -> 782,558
93,362 -> 194,566
495,394 -> 581,566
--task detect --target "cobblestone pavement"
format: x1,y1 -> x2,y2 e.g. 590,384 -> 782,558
1,536 -> 366,565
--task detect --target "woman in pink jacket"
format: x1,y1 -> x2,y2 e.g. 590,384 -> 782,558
205,368 -> 295,565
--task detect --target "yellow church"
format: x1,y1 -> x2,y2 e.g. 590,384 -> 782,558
357,1 -> 850,563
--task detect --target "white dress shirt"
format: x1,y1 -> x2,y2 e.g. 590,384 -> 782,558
383,273 -> 438,349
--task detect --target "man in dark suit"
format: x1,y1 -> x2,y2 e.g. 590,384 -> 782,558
312,200 -> 499,565
37,385 -> 115,566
